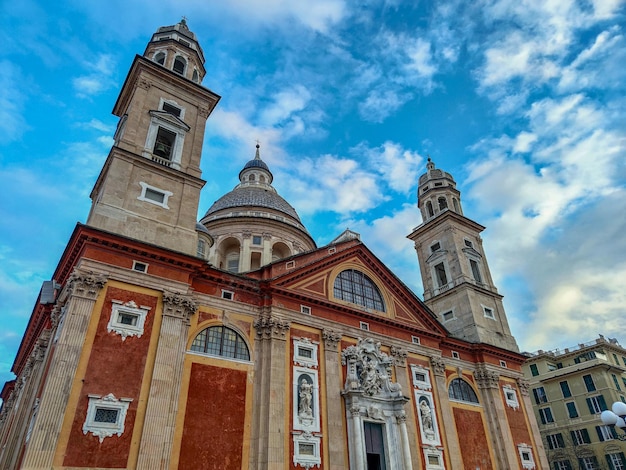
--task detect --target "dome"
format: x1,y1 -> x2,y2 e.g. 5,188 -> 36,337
204,186 -> 302,222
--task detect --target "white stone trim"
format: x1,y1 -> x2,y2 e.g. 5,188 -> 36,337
107,300 -> 150,341
503,384 -> 520,410
82,393 -> 132,443
293,367 -> 320,432
517,443 -> 536,469
411,365 -> 432,390
293,432 -> 321,469
293,338 -> 319,368
424,446 -> 445,470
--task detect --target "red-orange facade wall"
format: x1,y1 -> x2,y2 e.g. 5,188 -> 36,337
178,363 -> 247,470
502,382 -> 537,467
63,287 -> 158,468
453,407 -> 493,470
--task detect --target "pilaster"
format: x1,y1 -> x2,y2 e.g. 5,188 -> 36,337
21,271 -> 107,469
252,313 -> 290,469
429,356 -> 464,469
517,377 -> 549,469
136,292 -> 197,470
474,366 -> 518,469
322,329 -> 345,470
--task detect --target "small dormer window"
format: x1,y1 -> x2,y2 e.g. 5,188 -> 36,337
154,51 -> 166,65
173,56 -> 186,75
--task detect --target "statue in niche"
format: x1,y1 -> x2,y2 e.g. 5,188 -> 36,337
419,398 -> 435,440
298,376 -> 313,422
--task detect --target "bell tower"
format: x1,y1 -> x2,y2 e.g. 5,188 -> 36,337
407,158 -> 519,351
87,19 -> 220,256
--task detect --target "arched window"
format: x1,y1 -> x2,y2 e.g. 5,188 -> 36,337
173,56 -> 186,75
333,269 -> 385,312
154,51 -> 166,65
448,378 -> 479,404
192,69 -> 199,83
453,198 -> 460,213
426,201 -> 434,217
191,326 -> 250,360
438,197 -> 448,210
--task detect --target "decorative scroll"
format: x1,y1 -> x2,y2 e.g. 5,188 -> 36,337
68,271 -> 107,300
253,315 -> 290,340
162,293 -> 197,324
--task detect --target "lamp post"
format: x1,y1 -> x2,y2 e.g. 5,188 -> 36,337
600,402 -> 626,441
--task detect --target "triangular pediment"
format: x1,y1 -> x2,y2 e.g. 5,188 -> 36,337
269,242 -> 447,337
149,109 -> 191,132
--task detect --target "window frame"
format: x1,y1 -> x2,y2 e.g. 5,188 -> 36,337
82,393 -> 132,443
138,182 -> 172,209
448,378 -> 479,404
190,325 -> 250,361
333,269 -> 385,312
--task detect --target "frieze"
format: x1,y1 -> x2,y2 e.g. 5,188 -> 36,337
390,346 -> 407,366
137,77 -> 151,90
253,315 -> 290,340
68,271 -> 107,300
429,356 -> 446,376
474,366 -> 500,389
162,293 -> 197,323
322,329 -> 341,350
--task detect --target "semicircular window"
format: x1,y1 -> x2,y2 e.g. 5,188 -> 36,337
448,378 -> 479,404
190,326 -> 250,360
333,269 -> 385,312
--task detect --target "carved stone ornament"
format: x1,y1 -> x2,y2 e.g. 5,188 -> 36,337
517,378 -> 530,396
395,410 -> 407,424
69,271 -> 107,300
341,338 -> 402,398
162,293 -> 197,323
430,356 -> 446,376
137,77 -> 151,89
50,305 -> 62,329
198,104 -> 210,119
390,346 -> 408,366
253,315 -> 290,340
322,329 -> 341,350
474,366 -> 500,389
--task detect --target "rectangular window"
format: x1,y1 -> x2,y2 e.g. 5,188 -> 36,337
411,336 -> 420,344
483,306 -> 495,319
221,290 -> 233,300
94,408 -> 119,424
252,235 -> 262,245
530,364 -> 539,376
118,312 -> 138,326
583,374 -> 596,392
430,242 -> 441,252
500,360 -> 507,368
533,387 -> 548,404
132,261 -> 148,273
608,453 -> 626,470
566,401 -> 579,418
451,351 -> 460,359
300,305 -> 311,315
613,374 -> 622,391
597,425 -> 616,442
298,347 -> 313,359
434,262 -> 448,287
360,321 -> 369,331
579,456 -> 599,470
464,239 -> 473,248
470,259 -> 482,283
546,433 -> 565,450
442,310 -> 454,322
153,127 -> 176,160
538,407 -> 554,424
571,428 -> 591,445
555,461 -> 573,470
587,395 -> 607,414
299,443 -> 315,455
560,381 -> 572,398
364,422 -> 386,469
144,188 -> 165,204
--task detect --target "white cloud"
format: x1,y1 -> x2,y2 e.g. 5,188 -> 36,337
358,88 -> 409,123
0,61 -> 29,143
73,54 -> 116,98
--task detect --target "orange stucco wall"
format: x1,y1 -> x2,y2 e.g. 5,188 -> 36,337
178,362 -> 247,469
453,407 -> 493,469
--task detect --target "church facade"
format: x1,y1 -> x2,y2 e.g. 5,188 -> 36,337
0,21 -> 548,470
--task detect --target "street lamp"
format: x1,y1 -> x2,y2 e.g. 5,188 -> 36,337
600,402 -> 626,441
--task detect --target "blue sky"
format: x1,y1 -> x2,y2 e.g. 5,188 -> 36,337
1,0 -> 626,386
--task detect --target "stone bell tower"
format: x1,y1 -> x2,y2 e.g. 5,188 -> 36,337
87,19 -> 220,256
407,158 -> 519,351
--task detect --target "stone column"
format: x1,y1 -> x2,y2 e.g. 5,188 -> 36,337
390,346 -> 421,469
430,356 -> 463,469
21,271 -> 107,469
518,377 -> 549,470
241,230 -> 252,272
136,292 -> 197,470
322,329 -> 345,470
262,233 -> 272,266
474,366 -> 518,469
252,314 -> 290,469
396,411 -> 413,470
0,329 -> 52,469
349,404 -> 364,470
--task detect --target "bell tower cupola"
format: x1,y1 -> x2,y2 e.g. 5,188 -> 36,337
86,20 -> 220,256
408,159 -> 519,352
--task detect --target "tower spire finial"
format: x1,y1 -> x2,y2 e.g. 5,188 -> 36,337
255,140 -> 261,160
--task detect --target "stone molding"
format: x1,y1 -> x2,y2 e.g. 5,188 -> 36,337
162,292 -> 197,323
253,315 -> 290,340
68,271 -> 107,300
474,366 -> 500,389
390,346 -> 407,366
430,356 -> 446,376
322,329 -> 341,350
517,378 -> 530,396
198,104 -> 210,119
137,77 -> 151,89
